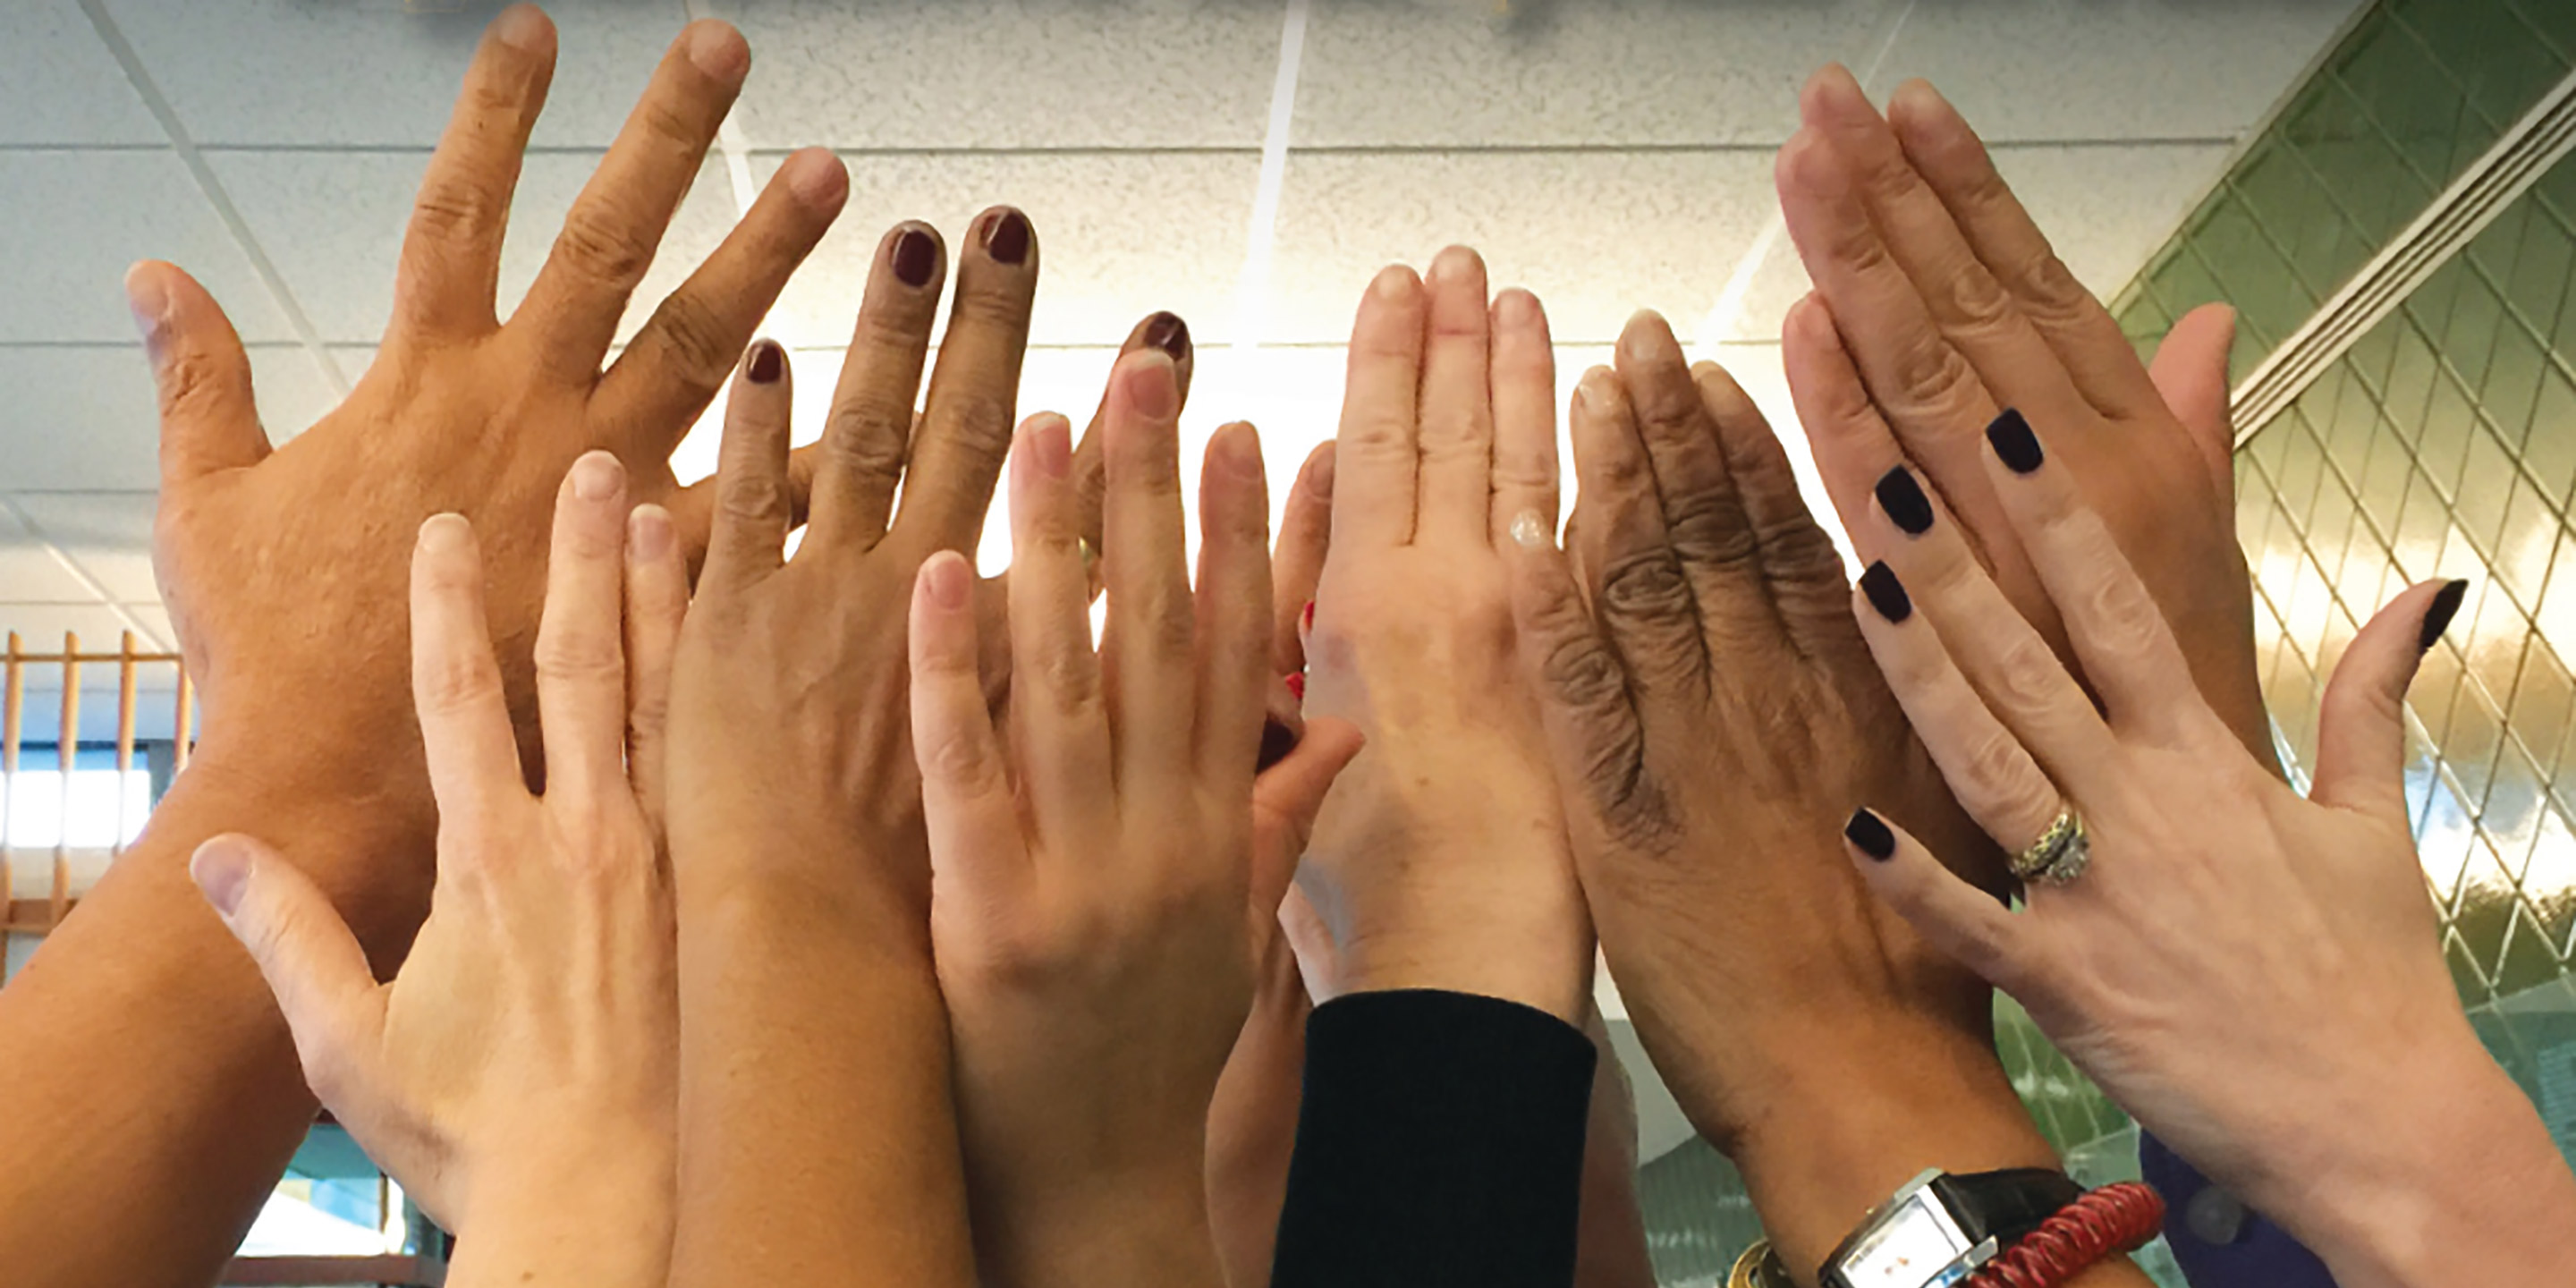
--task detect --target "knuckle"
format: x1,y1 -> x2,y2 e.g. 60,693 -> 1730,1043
532,630 -> 623,688
1891,335 -> 1983,414
718,466 -> 787,528
415,652 -> 505,721
408,180 -> 504,249
2077,569 -> 2167,664
1659,491 -> 1760,574
1955,726 -> 2050,823
819,405 -> 911,483
1597,550 -> 1696,630
2007,248 -> 2090,320
1989,631 -> 2067,709
554,208 -> 658,290
1934,263 -> 2017,336
920,728 -> 1004,796
636,293 -> 741,391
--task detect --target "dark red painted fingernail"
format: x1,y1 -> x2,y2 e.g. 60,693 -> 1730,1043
1284,671 -> 1306,702
892,227 -> 936,288
981,208 -> 1031,265
1258,717 -> 1300,771
1143,311 -> 1190,362
746,340 -> 784,385
1301,600 -> 1316,633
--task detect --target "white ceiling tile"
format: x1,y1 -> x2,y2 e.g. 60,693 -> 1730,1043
0,504 -> 97,606
1879,0 -> 2368,143
114,602 -> 176,654
750,151 -> 1260,351
0,151 -> 292,344
210,152 -> 740,347
0,347 -> 160,490
245,344 -> 353,445
730,0 -> 1283,150
0,603 -> 137,656
106,0 -> 687,149
1265,150 -> 1776,346
0,0 -> 161,145
9,493 -> 157,604
1296,0 -> 1902,148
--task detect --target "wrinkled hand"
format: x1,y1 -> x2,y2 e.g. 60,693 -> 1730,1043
1775,67 -> 2268,769
140,7 -> 843,938
916,360 -> 1358,1288
189,453 -> 683,1284
1844,415 -> 2576,1288
1296,249 -> 1591,1022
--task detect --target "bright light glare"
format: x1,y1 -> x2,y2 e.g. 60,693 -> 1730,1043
3,769 -> 149,849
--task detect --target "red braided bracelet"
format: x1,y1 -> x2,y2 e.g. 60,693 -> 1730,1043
1964,1182 -> 2165,1288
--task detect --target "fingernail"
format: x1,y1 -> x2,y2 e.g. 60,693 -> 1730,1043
419,511 -> 472,553
123,265 -> 169,341
924,552 -> 972,610
1284,671 -> 1307,702
1495,288 -> 1541,326
1301,600 -> 1316,634
493,4 -> 549,52
1874,465 -> 1934,537
572,451 -> 622,501
892,226 -> 937,289
684,21 -> 750,83
1987,409 -> 2044,474
1308,445 -> 1336,499
782,148 -> 847,210
1258,718 -> 1301,770
1126,352 -> 1179,419
190,837 -> 252,917
2420,579 -> 2470,652
1574,366 -> 1615,416
1511,508 -> 1552,549
1143,311 -> 1191,362
1214,421 -> 1262,477
1026,414 -> 1071,480
1860,560 -> 1911,623
981,208 -> 1031,266
1371,264 -> 1416,301
629,504 -> 674,561
747,340 -> 784,385
1843,809 -> 1896,861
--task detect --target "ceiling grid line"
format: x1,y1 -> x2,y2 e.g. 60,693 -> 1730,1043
0,494 -> 165,649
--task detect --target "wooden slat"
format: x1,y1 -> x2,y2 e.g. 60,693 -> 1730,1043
114,632 -> 137,858
52,634 -> 76,932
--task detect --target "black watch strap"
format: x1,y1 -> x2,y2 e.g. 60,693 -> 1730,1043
1930,1167 -> 2085,1250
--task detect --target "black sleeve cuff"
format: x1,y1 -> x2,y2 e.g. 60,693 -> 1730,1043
1269,988 -> 1599,1288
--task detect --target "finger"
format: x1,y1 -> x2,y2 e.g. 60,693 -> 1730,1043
130,263 -> 272,486
1690,360 -> 1851,635
623,503 -> 687,834
1272,443 -> 1335,675
660,439 -> 818,576
1839,808 -> 2033,994
1851,562 -> 2066,857
533,453 -> 634,808
390,4 -> 554,341
2147,301 -> 2241,495
1885,80 -> 2165,421
1489,289 -> 1559,549
1977,411 -> 2219,747
595,148 -> 848,458
514,21 -> 750,383
191,835 -> 387,1111
1568,369 -> 1706,699
2310,579 -> 2467,823
1504,487 -> 1674,856
1798,67 -> 2091,433
892,207 -> 1040,555
805,221 -> 945,551
1072,311 -> 1198,567
411,513 -> 529,840
1332,266 -> 1428,549
700,341 -> 794,592
1862,469 -> 2120,789
1782,292 -> 1913,557
1100,351 -> 1197,790
1003,413 -> 1114,841
1197,422 -> 1275,785
1414,246 -> 1496,544
1248,716 -> 1365,929
1612,312 -> 1776,647
911,551 -> 1026,890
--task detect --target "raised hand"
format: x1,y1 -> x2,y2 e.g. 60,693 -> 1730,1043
1775,67 -> 2270,767
1843,411 -> 2576,1288
191,453 -> 684,1288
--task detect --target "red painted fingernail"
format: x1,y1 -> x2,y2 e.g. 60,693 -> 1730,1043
746,340 -> 784,384
1284,671 -> 1306,701
1301,600 -> 1316,633
981,208 -> 1031,265
891,226 -> 936,288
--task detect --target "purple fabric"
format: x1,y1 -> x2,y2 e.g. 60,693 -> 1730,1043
2137,1131 -> 2336,1288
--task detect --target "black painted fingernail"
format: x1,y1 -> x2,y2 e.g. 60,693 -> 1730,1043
1845,808 -> 1896,860
1860,560 -> 1911,623
981,208 -> 1031,265
1143,311 -> 1191,362
1874,465 -> 1935,536
2419,579 -> 2470,652
892,227 -> 936,288
746,340 -> 784,385
1257,717 -> 1299,771
1987,408 -> 2043,474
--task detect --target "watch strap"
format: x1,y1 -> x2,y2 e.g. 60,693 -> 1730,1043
1929,1167 -> 2085,1250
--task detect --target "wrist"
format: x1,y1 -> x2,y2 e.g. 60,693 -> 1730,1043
976,1160 -> 1219,1288
452,1145 -> 675,1288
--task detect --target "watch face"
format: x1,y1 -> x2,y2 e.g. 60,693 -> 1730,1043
1840,1192 -> 1976,1288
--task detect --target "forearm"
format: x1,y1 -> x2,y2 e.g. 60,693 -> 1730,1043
666,875 -> 976,1288
447,1154 -> 674,1288
0,748 -> 430,1288
992,1168 -> 1227,1288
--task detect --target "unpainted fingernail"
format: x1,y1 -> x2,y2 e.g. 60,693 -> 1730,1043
1143,311 -> 1191,362
1024,413 -> 1072,480
2420,579 -> 2470,653
1495,288 -> 1542,326
1370,264 -> 1416,301
924,552 -> 972,610
630,504 -> 674,561
685,21 -> 750,82
191,836 -> 253,916
571,451 -> 623,501
1987,409 -> 2044,474
1843,809 -> 1896,861
746,340 -> 784,385
892,226 -> 937,289
493,4 -> 549,51
1307,445 -> 1336,498
981,208 -> 1031,266
783,148 -> 847,209
123,265 -> 169,340
1860,560 -> 1911,623
419,511 -> 472,552
1511,508 -> 1552,549
1874,465 -> 1935,537
1573,367 -> 1615,414
1213,422 -> 1262,478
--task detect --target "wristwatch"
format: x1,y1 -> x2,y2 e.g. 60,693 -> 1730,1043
1819,1167 -> 2083,1288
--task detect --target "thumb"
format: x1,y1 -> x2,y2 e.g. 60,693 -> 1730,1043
128,262 -> 271,487
190,835 -> 383,1106
1248,716 -> 1364,921
2148,301 -> 2236,495
2309,579 -> 2468,822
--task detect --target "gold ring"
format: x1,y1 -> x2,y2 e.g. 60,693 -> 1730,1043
2012,809 -> 2090,886
1726,1240 -> 1795,1288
